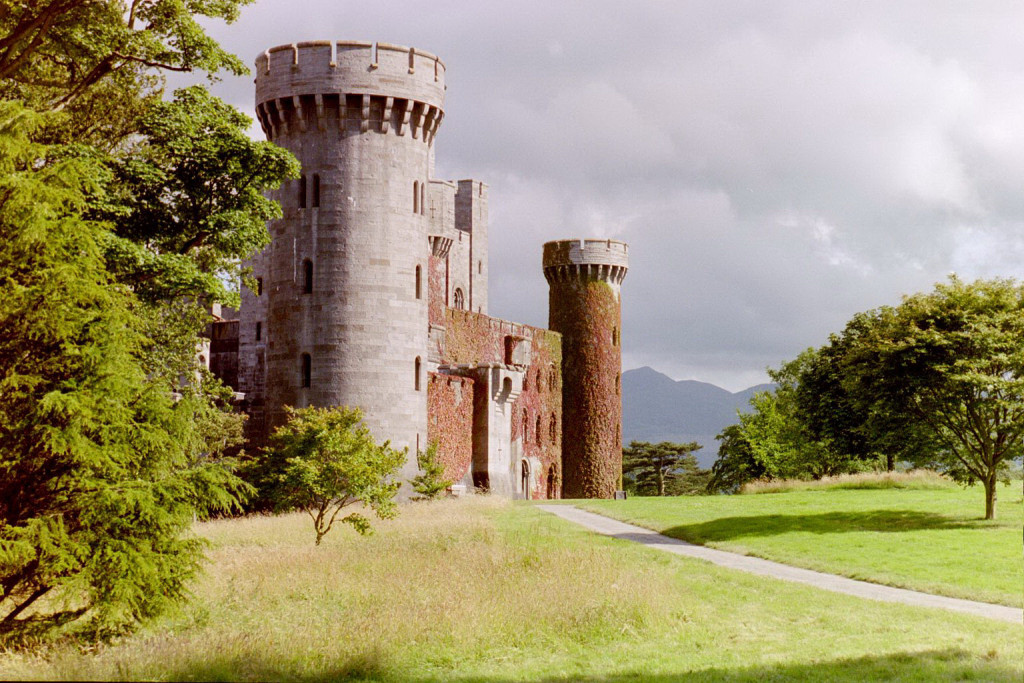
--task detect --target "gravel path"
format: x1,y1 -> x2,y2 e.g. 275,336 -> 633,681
536,504 -> 1022,624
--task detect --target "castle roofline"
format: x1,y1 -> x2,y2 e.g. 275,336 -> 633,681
260,40 -> 446,70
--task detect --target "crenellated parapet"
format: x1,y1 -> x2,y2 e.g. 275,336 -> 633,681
254,41 -> 445,143
542,239 -> 629,286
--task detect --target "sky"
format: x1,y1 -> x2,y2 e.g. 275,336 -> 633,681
177,0 -> 1024,392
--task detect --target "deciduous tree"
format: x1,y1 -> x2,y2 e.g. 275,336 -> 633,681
100,86 -> 298,304
0,0 -> 252,146
850,278 -> 1024,519
267,407 -> 405,545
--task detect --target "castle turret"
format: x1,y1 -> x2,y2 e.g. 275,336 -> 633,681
543,239 -> 628,499
244,41 -> 447,474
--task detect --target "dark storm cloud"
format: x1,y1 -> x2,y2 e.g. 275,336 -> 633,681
179,0 -> 1024,390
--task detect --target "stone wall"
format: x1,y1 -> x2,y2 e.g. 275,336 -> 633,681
208,319 -> 239,388
254,40 -> 443,480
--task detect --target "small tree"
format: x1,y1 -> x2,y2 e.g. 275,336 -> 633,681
410,442 -> 453,500
623,441 -> 703,496
268,406 -> 405,545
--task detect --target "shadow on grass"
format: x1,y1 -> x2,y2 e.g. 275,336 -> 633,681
658,509 -> 980,544
157,648 -> 1020,682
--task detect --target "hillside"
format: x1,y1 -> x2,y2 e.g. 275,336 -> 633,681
622,366 -> 774,468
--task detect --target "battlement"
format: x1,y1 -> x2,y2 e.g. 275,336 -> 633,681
542,239 -> 629,285
254,40 -> 446,142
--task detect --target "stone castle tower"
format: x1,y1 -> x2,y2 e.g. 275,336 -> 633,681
544,240 -> 628,498
228,40 -> 627,498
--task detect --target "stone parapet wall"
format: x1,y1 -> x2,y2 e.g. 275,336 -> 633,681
543,239 -> 628,288
440,308 -> 553,366
255,41 -> 445,144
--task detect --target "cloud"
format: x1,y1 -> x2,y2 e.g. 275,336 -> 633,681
178,0 -> 1024,391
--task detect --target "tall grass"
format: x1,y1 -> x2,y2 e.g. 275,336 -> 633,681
4,498 -> 679,680
740,469 -> 953,494
3,496 -> 1020,681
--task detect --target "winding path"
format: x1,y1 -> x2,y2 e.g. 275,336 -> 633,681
536,504 -> 1022,624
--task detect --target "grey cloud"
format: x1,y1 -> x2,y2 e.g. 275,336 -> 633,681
179,0 -> 1024,391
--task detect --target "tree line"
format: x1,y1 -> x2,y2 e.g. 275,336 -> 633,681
695,277 -> 1020,520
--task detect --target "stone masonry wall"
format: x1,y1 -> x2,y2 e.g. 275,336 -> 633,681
208,319 -> 239,388
255,41 -> 440,481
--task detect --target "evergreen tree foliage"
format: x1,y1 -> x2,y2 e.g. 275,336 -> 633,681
410,442 -> 453,501
622,441 -> 703,496
267,407 -> 405,545
0,103 -> 249,642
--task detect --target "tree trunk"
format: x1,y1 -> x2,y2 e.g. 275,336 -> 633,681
984,473 -> 997,520
886,453 -> 894,472
657,470 -> 665,496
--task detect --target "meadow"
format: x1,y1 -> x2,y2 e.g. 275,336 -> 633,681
1,494 -> 1020,681
579,474 -> 1023,607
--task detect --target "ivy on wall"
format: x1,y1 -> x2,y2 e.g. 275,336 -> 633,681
510,328 -> 562,499
440,309 -> 564,499
549,277 -> 622,499
442,309 -> 511,364
428,254 -> 446,327
426,372 -> 474,483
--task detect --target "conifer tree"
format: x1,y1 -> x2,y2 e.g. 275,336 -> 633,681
411,442 -> 453,500
623,441 -> 703,496
0,103 -> 249,641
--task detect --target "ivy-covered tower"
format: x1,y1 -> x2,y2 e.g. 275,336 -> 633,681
543,239 -> 629,498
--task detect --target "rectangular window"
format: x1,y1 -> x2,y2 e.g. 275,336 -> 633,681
312,174 -> 320,208
255,322 -> 262,341
298,175 -> 307,209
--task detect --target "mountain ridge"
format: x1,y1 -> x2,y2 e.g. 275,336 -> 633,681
622,366 -> 775,468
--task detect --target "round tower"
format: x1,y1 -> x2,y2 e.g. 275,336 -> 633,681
252,41 -> 446,473
543,239 -> 629,499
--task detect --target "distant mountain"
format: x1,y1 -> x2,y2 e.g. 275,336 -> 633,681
622,367 -> 775,469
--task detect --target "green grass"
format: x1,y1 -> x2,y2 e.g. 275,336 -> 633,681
1,497 -> 1020,681
577,479 -> 1023,608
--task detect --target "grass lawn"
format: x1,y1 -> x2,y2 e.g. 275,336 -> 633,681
576,479 -> 1023,608
1,497 -> 1020,681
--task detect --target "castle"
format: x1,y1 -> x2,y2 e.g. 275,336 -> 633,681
209,40 -> 628,499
